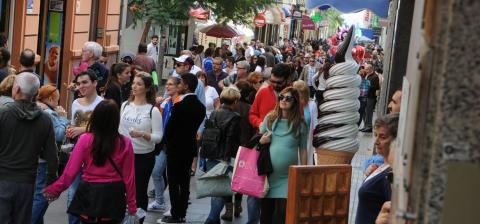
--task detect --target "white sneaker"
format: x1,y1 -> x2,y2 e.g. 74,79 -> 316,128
163,209 -> 171,216
148,201 -> 166,211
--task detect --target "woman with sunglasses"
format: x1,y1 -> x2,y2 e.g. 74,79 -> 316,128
258,87 -> 308,224
148,76 -> 182,212
119,72 -> 163,223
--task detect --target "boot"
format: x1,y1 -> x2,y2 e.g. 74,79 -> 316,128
220,202 -> 233,221
234,200 -> 242,217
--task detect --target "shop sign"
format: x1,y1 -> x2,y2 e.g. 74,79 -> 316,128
254,13 -> 266,27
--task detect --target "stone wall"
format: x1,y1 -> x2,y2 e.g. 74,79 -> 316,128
407,0 -> 480,223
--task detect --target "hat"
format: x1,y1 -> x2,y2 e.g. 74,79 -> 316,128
174,55 -> 190,63
174,55 -> 194,65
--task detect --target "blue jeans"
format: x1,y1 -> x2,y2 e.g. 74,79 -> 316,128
151,150 -> 167,205
67,173 -> 82,224
206,159 -> 232,222
32,162 -> 49,224
247,196 -> 261,224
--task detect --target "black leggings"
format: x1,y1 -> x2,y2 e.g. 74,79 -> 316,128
260,198 -> 287,224
134,152 -> 155,224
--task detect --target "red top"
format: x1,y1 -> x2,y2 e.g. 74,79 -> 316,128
45,133 -> 137,214
249,85 -> 277,130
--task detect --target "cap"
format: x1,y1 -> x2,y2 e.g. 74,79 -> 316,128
174,55 -> 190,63
175,54 -> 194,66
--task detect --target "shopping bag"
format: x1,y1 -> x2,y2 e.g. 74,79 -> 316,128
196,162 -> 233,199
121,214 -> 139,224
231,146 -> 269,198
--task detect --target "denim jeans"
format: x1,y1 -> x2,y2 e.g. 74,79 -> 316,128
151,149 -> 167,205
32,162 -> 49,224
206,159 -> 232,222
247,196 -> 261,224
67,172 -> 82,224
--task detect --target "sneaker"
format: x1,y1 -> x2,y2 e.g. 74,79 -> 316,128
148,189 -> 155,198
163,209 -> 171,216
157,216 -> 185,223
148,201 -> 166,211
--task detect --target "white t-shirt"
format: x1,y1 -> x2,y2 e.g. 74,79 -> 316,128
119,102 -> 163,154
70,95 -> 103,127
205,86 -> 219,118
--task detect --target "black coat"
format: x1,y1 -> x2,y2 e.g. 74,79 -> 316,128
205,106 -> 241,160
163,94 -> 206,158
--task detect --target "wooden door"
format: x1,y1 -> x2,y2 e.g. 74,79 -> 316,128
286,165 -> 352,224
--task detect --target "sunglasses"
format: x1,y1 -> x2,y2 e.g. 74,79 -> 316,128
176,63 -> 185,67
269,78 -> 285,85
278,95 -> 295,102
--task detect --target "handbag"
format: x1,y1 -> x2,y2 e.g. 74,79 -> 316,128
246,133 -> 273,175
196,162 -> 233,199
67,157 -> 127,222
231,146 -> 269,198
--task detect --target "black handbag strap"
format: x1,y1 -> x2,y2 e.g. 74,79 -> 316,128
107,156 -> 123,178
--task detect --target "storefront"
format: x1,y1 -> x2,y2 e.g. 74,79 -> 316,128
9,0 -> 122,109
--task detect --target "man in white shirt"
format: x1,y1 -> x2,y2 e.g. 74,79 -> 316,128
147,35 -> 159,64
66,70 -> 103,224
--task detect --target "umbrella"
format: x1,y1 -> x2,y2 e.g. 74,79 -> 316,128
199,24 -> 241,38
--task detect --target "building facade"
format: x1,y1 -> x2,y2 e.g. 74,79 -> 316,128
3,0 -> 122,109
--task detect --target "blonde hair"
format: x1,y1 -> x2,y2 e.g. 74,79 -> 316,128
0,75 -> 15,96
293,80 -> 310,106
220,87 -> 241,105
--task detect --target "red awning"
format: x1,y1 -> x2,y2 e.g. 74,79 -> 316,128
189,7 -> 209,20
301,15 -> 316,30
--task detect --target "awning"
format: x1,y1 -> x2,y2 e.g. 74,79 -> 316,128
301,15 -> 316,30
359,28 -> 375,39
305,0 -> 390,18
189,7 -> 209,20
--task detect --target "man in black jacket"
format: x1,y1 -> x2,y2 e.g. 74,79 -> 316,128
361,63 -> 380,133
160,73 -> 206,223
0,72 -> 58,223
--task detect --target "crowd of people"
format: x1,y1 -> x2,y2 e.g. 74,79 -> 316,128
0,31 -> 396,224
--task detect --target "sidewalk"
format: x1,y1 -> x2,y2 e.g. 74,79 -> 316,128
44,132 -> 372,224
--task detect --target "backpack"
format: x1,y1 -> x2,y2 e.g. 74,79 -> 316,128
200,111 -> 222,158
200,111 -> 235,159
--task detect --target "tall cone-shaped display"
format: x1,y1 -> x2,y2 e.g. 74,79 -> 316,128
313,26 -> 361,165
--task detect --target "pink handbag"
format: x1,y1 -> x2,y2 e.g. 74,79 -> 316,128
231,146 -> 269,198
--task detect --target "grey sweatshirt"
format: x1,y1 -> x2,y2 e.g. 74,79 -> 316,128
0,100 -> 58,184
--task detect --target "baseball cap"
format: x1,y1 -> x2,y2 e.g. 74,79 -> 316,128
174,55 -> 194,65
